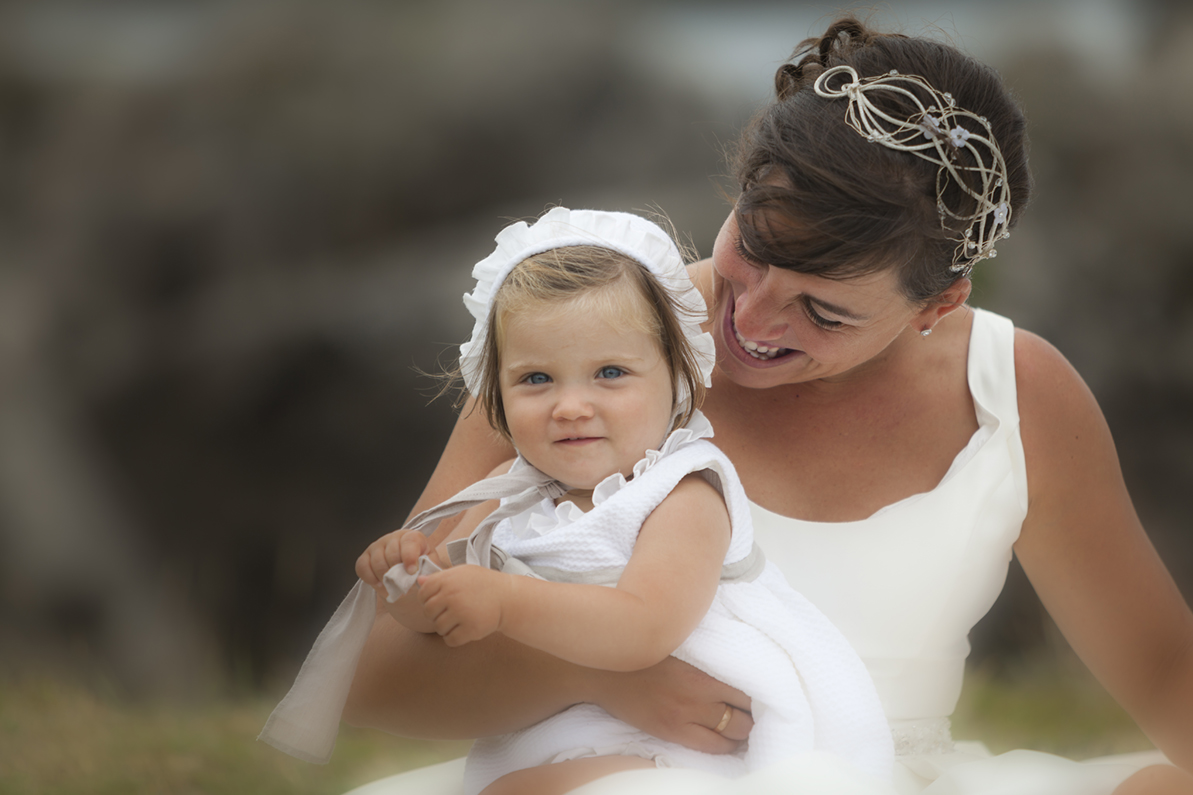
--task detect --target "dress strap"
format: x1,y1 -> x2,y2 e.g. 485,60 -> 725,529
966,308 -> 1020,428
966,306 -> 1029,516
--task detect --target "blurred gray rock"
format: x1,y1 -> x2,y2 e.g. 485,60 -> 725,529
0,0 -> 1188,693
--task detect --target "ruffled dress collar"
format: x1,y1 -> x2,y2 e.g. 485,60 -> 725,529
505,410 -> 715,539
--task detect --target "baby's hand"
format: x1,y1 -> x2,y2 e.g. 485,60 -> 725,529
417,566 -> 510,647
355,529 -> 433,593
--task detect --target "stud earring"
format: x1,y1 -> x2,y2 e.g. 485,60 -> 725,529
920,328 -> 933,337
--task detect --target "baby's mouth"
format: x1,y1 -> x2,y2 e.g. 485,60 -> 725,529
731,314 -> 791,360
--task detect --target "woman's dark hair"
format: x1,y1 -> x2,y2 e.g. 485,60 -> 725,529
732,17 -> 1032,303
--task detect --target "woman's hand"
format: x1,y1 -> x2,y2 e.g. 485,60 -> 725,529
590,656 -> 754,754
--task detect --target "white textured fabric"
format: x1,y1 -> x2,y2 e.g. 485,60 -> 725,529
340,308 -> 1171,795
462,420 -> 892,794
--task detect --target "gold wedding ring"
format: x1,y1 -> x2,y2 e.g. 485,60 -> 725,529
713,705 -> 733,734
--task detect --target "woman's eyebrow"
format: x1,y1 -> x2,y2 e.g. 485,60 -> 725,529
805,295 -> 868,321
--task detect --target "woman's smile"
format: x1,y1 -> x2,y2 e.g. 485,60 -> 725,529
724,299 -> 802,367
707,212 -> 937,387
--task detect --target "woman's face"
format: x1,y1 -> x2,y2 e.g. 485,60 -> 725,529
710,212 -> 929,390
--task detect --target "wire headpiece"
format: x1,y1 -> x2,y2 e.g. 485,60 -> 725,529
813,64 -> 1011,274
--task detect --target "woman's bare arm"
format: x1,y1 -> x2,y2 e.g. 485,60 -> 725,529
407,398 -> 517,532
1014,330 -> 1193,771
342,398 -> 754,750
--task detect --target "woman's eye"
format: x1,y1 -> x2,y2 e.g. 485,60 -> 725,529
734,237 -> 767,267
598,366 -> 625,379
523,373 -> 550,385
804,303 -> 843,330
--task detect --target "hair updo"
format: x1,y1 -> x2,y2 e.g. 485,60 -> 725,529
732,17 -> 1032,303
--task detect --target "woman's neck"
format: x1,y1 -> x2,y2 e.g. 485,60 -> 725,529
701,308 -> 977,523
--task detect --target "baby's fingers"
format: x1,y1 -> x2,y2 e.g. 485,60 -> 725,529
426,602 -> 473,646
367,540 -> 401,585
355,537 -> 393,588
354,550 -> 379,587
440,624 -> 474,647
417,575 -> 444,613
397,532 -> 430,573
419,582 -> 462,641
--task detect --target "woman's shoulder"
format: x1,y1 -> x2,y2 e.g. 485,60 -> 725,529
688,258 -> 715,304
1012,326 -> 1117,499
967,313 -> 1093,419
1012,327 -> 1100,423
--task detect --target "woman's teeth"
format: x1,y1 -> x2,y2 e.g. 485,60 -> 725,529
734,327 -> 789,360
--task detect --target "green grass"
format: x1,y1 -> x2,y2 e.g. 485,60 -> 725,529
952,661 -> 1154,759
0,674 -> 469,795
0,661 -> 1156,794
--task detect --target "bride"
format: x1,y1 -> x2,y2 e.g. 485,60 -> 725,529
339,16 -> 1193,795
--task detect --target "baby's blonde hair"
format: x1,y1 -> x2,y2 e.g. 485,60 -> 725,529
471,245 -> 706,440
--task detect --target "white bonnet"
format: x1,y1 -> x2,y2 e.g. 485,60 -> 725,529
459,207 -> 716,414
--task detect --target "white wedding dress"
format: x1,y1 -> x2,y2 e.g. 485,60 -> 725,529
344,308 -> 1169,795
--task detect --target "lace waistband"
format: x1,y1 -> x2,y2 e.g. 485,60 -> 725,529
890,717 -> 955,756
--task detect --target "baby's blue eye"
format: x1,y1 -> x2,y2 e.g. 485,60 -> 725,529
524,373 -> 550,385
598,366 -> 625,379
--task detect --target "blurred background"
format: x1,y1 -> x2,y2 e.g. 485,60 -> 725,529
0,0 -> 1191,789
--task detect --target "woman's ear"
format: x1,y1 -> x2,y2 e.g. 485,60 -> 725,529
914,278 -> 972,333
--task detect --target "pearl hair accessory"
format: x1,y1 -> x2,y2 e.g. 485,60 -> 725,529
813,65 -> 1011,275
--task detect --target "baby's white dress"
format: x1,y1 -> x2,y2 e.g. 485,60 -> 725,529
346,308 -> 1171,795
461,412 -> 892,793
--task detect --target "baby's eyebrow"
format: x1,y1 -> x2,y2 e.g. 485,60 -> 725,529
501,358 -> 544,370
501,360 -> 543,373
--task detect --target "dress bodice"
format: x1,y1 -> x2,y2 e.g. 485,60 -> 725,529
749,308 -> 1029,723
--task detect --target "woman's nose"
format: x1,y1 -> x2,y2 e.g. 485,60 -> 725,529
733,283 -> 788,342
